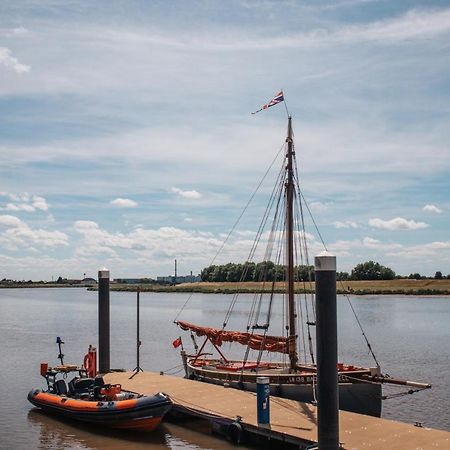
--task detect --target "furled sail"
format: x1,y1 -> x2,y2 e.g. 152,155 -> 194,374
176,320 -> 290,354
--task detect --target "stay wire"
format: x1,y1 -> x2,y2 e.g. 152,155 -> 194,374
252,174 -> 285,328
292,156 -> 379,367
245,170 -> 285,337
225,158 -> 286,329
174,141 -> 286,324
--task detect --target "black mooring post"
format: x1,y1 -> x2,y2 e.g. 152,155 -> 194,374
315,252 -> 339,450
130,286 -> 143,378
98,268 -> 110,374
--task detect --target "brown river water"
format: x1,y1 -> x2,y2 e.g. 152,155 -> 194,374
0,288 -> 449,449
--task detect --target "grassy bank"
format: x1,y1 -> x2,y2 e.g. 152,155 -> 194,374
99,279 -> 450,295
2,279 -> 449,295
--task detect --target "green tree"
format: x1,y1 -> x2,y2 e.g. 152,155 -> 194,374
200,265 -> 216,282
435,271 -> 443,280
351,261 -> 395,280
255,261 -> 275,281
296,265 -> 315,281
408,273 -> 422,280
337,271 -> 350,281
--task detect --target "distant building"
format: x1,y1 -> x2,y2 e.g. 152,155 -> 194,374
114,278 -> 147,284
82,277 -> 97,286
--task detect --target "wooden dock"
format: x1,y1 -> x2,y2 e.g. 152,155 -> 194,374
105,371 -> 450,449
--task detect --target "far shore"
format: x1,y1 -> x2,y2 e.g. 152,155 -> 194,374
2,279 -> 450,295
106,279 -> 450,295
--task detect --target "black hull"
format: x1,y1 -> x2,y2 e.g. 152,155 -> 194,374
189,372 -> 382,417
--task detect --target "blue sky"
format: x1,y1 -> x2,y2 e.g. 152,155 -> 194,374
0,0 -> 449,280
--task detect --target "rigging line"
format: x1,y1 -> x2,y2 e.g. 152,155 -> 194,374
266,211 -> 286,327
239,171 -> 283,329
248,179 -> 286,366
292,160 -> 379,368
248,171 -> 283,325
293,153 -> 316,319
255,199 -> 286,364
291,157 -> 316,364
293,190 -> 312,325
297,188 -> 328,252
293,186 -> 316,364
247,171 -> 283,328
253,174 -> 286,326
173,292 -> 196,323
210,142 -> 286,267
293,217 -> 308,364
224,159 -> 286,328
342,288 -> 381,368
293,200 -> 315,365
175,141 -> 285,324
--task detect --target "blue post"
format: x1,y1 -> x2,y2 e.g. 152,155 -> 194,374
256,376 -> 270,425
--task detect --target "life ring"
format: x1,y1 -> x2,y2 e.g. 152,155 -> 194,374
83,352 -> 96,377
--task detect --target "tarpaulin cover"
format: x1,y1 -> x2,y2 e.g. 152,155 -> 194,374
177,320 -> 290,354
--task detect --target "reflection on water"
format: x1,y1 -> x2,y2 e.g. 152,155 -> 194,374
28,409 -> 167,449
27,409 -> 246,450
0,288 -> 449,449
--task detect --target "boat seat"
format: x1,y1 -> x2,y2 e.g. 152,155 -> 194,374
93,376 -> 105,399
54,379 -> 68,396
68,377 -> 78,395
94,376 -> 105,387
71,377 -> 95,395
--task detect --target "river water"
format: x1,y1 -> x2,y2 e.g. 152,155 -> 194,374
0,288 -> 449,449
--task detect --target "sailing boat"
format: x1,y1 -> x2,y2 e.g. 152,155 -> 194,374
174,102 -> 430,417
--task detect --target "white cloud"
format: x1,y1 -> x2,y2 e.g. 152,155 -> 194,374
73,220 -> 100,231
71,220 -> 321,269
0,47 -> 30,74
11,26 -> 28,35
0,215 -> 26,228
369,217 -> 429,231
386,241 -> 450,261
332,8 -> 450,45
4,26 -> 29,37
83,8 -> 450,52
171,187 -> 202,200
4,203 -> 35,212
0,192 -> 49,212
423,204 -> 442,214
110,198 -> 138,208
0,214 -> 68,248
334,220 -> 358,229
31,196 -> 49,211
309,201 -> 331,212
362,237 -> 402,250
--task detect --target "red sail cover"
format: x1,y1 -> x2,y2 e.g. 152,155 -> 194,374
177,321 -> 289,354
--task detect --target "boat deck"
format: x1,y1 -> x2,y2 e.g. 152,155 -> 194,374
105,371 -> 450,449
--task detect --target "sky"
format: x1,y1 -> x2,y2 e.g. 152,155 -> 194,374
0,0 -> 449,280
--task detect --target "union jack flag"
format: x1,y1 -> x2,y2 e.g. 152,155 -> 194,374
252,90 -> 284,114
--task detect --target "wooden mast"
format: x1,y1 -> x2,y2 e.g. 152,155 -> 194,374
286,116 -> 298,371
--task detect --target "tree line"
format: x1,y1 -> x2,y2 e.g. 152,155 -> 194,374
200,260 -> 450,282
201,261 -> 316,282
